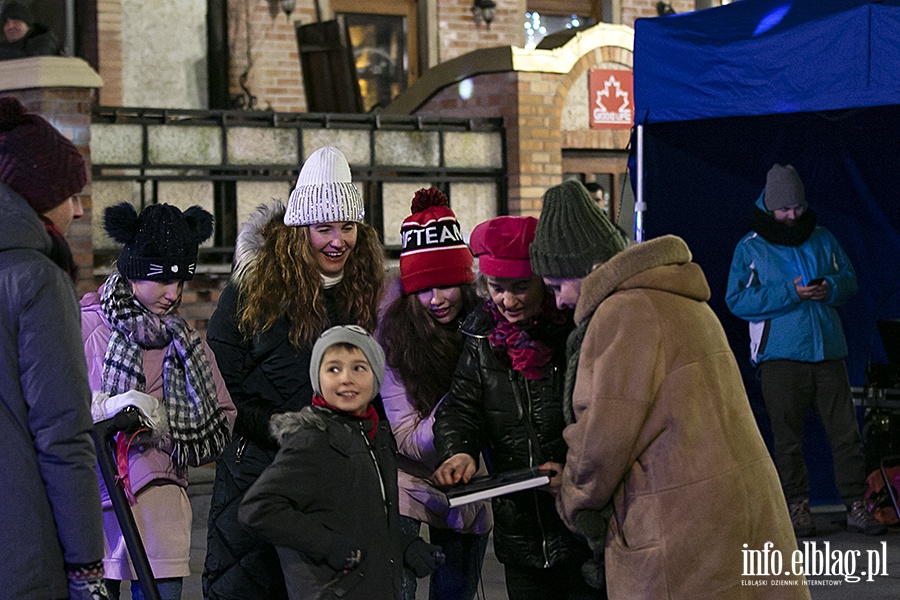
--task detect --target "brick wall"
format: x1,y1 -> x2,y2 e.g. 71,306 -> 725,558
175,274 -> 230,333
624,0 -> 697,23
228,0 -> 314,112
436,0 -> 526,62
96,0 -> 123,106
415,42 -> 632,217
91,1 -> 716,113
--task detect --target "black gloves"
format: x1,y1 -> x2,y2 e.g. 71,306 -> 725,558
327,537 -> 444,577
404,537 -> 445,578
325,538 -> 364,573
574,507 -> 613,591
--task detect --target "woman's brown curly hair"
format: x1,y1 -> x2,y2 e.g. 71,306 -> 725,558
378,284 -> 480,416
238,221 -> 384,347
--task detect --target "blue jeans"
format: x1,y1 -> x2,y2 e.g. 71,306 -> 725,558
398,516 -> 489,600
106,577 -> 183,600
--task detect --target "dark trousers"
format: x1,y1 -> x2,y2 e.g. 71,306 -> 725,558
760,359 -> 866,504
398,516 -> 489,600
504,561 -> 598,600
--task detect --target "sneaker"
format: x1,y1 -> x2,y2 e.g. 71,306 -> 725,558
789,499 -> 817,537
846,500 -> 888,535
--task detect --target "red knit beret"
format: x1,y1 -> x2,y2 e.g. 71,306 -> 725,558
0,97 -> 86,213
469,215 -> 538,279
399,187 -> 475,295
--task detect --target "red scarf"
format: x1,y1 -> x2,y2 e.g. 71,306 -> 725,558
39,215 -> 77,283
486,298 -> 568,380
311,394 -> 379,440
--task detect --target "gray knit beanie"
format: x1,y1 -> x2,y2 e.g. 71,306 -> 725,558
530,180 -> 627,278
763,164 -> 806,211
309,325 -> 385,399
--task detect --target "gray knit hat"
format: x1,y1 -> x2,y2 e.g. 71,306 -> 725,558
530,180 -> 627,278
284,146 -> 365,226
763,164 -> 806,211
309,325 -> 385,399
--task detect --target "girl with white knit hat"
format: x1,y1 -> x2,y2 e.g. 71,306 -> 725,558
202,147 -> 385,599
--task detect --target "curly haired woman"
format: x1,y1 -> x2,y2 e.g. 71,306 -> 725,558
202,147 -> 385,599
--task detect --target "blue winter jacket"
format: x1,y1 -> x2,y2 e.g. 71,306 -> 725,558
726,194 -> 857,365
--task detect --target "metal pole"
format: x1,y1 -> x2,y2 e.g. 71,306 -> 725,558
65,0 -> 75,56
92,412 -> 161,600
635,124 -> 645,243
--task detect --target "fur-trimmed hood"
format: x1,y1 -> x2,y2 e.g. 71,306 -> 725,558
574,235 -> 710,325
268,406 -> 327,445
231,200 -> 285,288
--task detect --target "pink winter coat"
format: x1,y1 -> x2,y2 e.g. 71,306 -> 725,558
80,291 -> 236,503
381,366 -> 491,534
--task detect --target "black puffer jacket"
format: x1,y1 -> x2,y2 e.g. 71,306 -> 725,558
239,406 -> 405,600
203,203 -> 346,600
433,302 -> 589,569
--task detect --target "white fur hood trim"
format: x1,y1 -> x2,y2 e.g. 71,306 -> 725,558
231,200 -> 285,288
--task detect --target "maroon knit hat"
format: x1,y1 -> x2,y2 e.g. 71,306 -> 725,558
469,215 -> 538,279
399,187 -> 474,295
0,97 -> 87,213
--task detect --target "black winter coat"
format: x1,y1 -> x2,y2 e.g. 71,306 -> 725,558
0,23 -> 58,59
239,406 -> 406,600
203,281 -> 343,600
433,303 -> 589,569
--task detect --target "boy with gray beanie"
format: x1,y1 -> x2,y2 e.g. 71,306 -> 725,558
530,180 -> 808,598
239,325 -> 443,600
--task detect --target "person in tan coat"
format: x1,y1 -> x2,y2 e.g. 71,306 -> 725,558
528,180 -> 809,599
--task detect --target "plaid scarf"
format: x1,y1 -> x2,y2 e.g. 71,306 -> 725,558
100,271 -> 229,470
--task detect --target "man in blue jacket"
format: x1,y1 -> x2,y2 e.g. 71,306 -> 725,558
726,163 -> 885,537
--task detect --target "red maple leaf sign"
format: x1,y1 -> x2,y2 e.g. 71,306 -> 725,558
595,76 -> 630,113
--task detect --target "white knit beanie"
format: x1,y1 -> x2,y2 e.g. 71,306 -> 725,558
284,146 -> 365,226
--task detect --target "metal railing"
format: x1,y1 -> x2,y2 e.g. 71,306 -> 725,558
91,106 -> 507,266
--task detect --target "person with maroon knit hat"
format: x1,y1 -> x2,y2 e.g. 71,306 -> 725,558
0,95 -> 86,281
432,216 -> 594,600
377,187 -> 490,600
0,96 -> 108,598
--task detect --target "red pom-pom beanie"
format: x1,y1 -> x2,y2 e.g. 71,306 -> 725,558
399,187 -> 475,295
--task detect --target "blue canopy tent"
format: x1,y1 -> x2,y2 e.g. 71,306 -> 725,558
632,0 -> 900,503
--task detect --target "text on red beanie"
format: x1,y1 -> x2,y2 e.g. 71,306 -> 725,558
399,187 -> 474,295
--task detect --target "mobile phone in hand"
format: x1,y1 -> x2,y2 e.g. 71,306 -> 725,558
808,277 -> 825,286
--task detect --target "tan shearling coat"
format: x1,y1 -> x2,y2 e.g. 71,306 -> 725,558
557,235 -> 809,599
